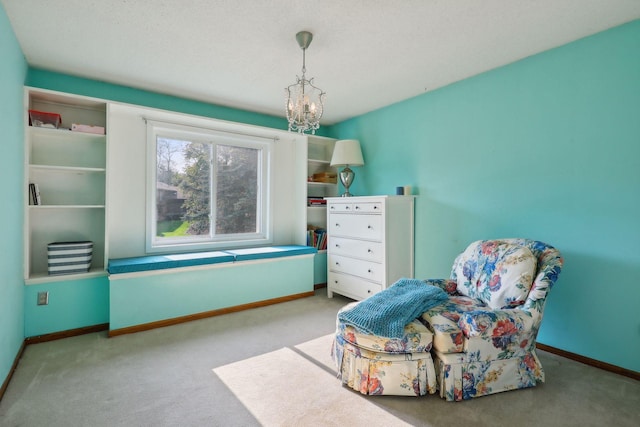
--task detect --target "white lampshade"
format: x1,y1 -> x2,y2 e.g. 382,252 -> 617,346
330,139 -> 364,167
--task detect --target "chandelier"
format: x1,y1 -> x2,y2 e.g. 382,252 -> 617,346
285,31 -> 326,134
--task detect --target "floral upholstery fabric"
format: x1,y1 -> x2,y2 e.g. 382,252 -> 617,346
332,301 -> 437,396
422,239 -> 563,401
451,240 -> 537,310
334,340 -> 437,396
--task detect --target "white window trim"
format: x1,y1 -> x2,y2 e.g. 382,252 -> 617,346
145,119 -> 274,254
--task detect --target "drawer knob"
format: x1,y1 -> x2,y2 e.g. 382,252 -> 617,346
355,205 -> 360,210
367,249 -> 373,253
335,262 -> 340,266
335,223 -> 340,227
368,269 -> 372,273
374,206 -> 378,210
345,206 -> 350,210
367,225 -> 373,229
367,289 -> 372,293
335,244 -> 340,248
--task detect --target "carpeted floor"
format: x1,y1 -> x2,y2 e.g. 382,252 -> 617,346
1,289 -> 639,426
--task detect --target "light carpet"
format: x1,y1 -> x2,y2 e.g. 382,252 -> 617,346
213,334 -> 411,427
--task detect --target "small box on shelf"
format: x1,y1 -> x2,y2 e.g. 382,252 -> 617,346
29,110 -> 62,129
71,123 -> 105,135
47,241 -> 93,275
311,172 -> 337,183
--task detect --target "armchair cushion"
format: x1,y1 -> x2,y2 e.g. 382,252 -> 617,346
422,298 -> 537,360
421,295 -> 488,353
452,240 -> 537,310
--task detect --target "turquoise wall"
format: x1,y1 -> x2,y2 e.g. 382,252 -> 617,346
23,277 -> 110,337
0,5 -> 27,384
331,21 -> 640,372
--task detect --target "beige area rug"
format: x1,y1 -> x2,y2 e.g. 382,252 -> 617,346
213,334 -> 411,427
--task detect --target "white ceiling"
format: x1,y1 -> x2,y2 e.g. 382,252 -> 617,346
3,0 -> 640,125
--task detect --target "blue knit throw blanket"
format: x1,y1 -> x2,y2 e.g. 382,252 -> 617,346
338,279 -> 448,338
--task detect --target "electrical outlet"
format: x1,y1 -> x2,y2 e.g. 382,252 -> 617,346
37,291 -> 49,306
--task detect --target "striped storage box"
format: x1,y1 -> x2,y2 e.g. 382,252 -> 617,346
47,241 -> 93,275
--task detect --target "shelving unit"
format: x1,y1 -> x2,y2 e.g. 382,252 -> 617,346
24,89 -> 108,283
306,136 -> 337,245
305,136 -> 337,285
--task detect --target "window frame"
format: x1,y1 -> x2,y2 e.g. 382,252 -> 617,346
145,120 -> 273,253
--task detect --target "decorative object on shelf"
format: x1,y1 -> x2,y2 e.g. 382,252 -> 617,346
47,241 -> 93,275
330,139 -> 364,197
29,109 -> 61,129
285,31 -> 326,135
72,123 -> 105,135
311,172 -> 337,183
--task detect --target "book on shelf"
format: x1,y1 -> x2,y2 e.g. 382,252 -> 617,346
307,197 -> 327,206
28,183 -> 42,205
306,226 -> 327,250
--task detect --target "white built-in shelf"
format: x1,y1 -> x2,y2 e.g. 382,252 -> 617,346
30,164 -> 106,173
308,158 -> 331,164
28,205 -> 106,209
25,88 -> 108,281
307,181 -> 336,187
25,268 -> 108,286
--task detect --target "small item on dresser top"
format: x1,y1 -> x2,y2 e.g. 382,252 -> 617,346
395,186 -> 404,195
403,185 -> 412,195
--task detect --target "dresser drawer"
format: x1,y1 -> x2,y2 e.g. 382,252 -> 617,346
328,201 -> 383,214
328,213 -> 383,241
328,254 -> 382,283
352,202 -> 383,214
329,236 -> 383,262
329,272 -> 382,299
328,203 -> 353,213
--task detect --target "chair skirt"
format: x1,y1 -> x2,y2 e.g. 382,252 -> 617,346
333,339 -> 437,396
433,349 -> 545,401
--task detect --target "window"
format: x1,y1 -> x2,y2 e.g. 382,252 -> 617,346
146,121 -> 272,252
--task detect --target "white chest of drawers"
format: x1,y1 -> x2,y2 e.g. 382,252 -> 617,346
326,195 -> 415,300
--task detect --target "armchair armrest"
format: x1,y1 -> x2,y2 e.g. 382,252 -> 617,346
457,309 -> 534,339
424,279 -> 459,295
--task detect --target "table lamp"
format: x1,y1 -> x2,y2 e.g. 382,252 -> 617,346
330,139 -> 364,197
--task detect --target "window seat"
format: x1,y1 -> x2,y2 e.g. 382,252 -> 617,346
107,245 -> 318,336
107,245 -> 317,274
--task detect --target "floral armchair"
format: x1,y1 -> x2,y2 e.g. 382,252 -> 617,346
420,239 -> 563,401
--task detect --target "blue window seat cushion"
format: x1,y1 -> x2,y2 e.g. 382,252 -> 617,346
224,245 -> 317,261
108,251 -> 235,274
107,245 -> 317,274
